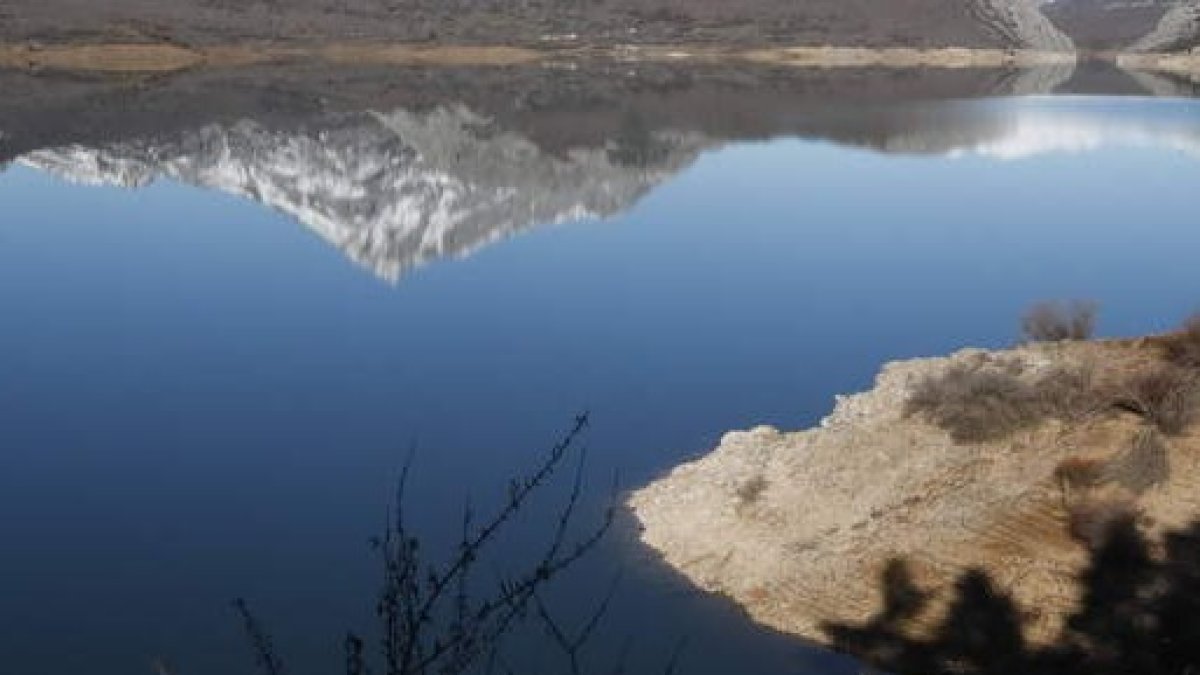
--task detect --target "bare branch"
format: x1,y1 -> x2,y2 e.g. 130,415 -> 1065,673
233,598 -> 287,675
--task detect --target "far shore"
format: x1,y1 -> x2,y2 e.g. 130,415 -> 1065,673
0,40 -> 1117,74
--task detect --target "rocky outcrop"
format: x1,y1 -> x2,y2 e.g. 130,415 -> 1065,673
629,341 -> 1200,649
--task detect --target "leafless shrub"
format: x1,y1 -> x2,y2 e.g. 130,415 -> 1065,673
238,414 -> 664,675
1021,300 -> 1097,343
234,598 -> 287,675
1118,364 -> 1199,436
1067,500 -> 1138,549
1161,314 -> 1200,369
1032,361 -> 1110,422
905,360 -> 1103,443
904,363 -> 1039,443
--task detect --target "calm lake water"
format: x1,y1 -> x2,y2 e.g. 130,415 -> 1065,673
3,64 -> 1200,674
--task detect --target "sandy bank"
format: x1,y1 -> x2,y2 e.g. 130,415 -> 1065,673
628,339 -> 1200,649
0,42 -> 545,72
1119,50 -> 1200,79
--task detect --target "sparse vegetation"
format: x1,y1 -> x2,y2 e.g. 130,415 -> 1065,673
1119,364 -> 1199,436
1020,300 -> 1097,343
908,305 -> 1200,443
907,356 -> 1199,442
904,360 -> 1035,443
1106,426 -> 1171,494
1054,455 -> 1108,499
1055,428 -> 1170,505
736,474 -> 769,506
1160,314 -> 1200,369
903,358 -> 1103,443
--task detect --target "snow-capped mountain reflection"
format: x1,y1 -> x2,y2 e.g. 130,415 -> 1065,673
10,95 -> 1200,281
18,106 -> 707,281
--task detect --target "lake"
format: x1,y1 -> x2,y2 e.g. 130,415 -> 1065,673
2,62 -> 1200,675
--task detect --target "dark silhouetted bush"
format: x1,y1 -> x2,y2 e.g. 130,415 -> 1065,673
825,515 -> 1200,675
1067,500 -> 1138,549
1021,300 -> 1097,343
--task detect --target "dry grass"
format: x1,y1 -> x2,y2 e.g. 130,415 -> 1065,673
1105,427 -> 1170,494
1055,428 -> 1170,505
1031,360 -> 1107,422
1118,364 -> 1199,436
1020,300 -> 1097,343
0,40 -> 545,73
1160,314 -> 1200,369
909,304 -> 1200,444
908,357 -> 1198,443
319,44 -> 542,66
904,363 -> 1034,443
0,43 -> 204,71
1054,456 -> 1108,493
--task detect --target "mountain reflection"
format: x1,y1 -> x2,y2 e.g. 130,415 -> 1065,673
18,108 -> 705,280
2,63 -> 1199,281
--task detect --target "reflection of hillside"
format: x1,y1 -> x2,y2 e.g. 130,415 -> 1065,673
0,64 -> 1072,164
789,96 -> 1200,158
3,64 -> 1199,281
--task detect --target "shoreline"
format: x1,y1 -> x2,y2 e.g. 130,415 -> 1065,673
7,40 -> 1199,78
0,41 -> 1090,73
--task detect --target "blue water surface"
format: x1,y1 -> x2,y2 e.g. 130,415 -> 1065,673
2,95 -> 1200,675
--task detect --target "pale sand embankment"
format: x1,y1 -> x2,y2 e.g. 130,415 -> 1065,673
1119,50 -> 1200,80
629,339 -> 1200,648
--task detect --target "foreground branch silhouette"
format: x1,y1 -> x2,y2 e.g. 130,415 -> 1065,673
240,413 -> 674,675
